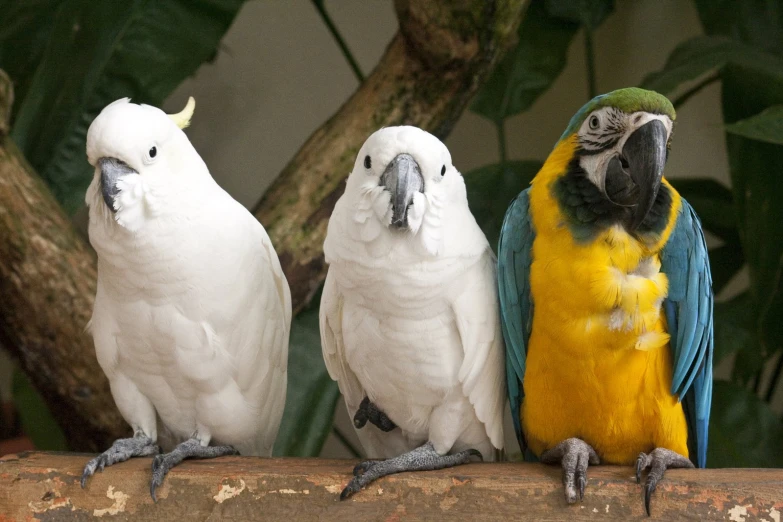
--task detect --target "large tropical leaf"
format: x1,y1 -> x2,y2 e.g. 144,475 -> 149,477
707,380 -> 783,467
464,160 -> 541,249
725,105 -> 783,145
641,36 -> 783,96
470,0 -> 580,122
9,0 -> 246,213
0,0 -> 65,116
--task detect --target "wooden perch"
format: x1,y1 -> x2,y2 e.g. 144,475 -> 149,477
253,0 -> 527,312
2,453 -> 782,521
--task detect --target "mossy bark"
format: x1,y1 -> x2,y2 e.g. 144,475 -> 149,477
253,0 -> 527,312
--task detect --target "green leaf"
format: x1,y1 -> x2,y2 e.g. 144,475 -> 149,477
725,105 -> 783,145
470,0 -> 580,122
544,0 -> 614,30
693,0 -> 783,57
9,0 -> 245,213
641,36 -> 783,96
713,292 -> 754,367
12,369 -> 67,451
668,178 -> 737,238
273,304 -> 340,457
707,380 -> 783,467
464,160 -> 541,249
722,65 -> 783,365
0,0 -> 66,117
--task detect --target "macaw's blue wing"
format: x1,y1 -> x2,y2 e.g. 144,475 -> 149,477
497,188 -> 535,452
660,197 -> 714,468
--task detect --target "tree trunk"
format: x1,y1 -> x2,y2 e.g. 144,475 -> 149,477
253,0 -> 527,313
0,73 -> 127,451
0,0 -> 526,450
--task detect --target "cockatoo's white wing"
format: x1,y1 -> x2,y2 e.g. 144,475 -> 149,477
452,248 -> 506,450
319,269 -> 415,458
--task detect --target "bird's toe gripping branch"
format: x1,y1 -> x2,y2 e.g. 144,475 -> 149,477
636,447 -> 694,516
353,396 -> 397,432
149,438 -> 239,502
540,438 -> 600,504
340,442 -> 482,500
81,432 -> 160,488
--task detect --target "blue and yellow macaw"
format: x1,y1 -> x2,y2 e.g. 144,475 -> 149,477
498,87 -> 713,515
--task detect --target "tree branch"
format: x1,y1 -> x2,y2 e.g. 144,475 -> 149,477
0,73 -> 127,452
253,0 -> 527,312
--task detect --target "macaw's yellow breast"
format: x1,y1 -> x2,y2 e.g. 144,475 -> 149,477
521,136 -> 688,464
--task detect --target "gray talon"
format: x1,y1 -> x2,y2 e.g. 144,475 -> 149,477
81,433 -> 159,488
636,447 -> 694,516
540,438 -> 600,504
148,438 -> 238,502
340,442 -> 481,500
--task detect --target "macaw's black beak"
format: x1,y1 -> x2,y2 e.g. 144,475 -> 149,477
622,119 -> 668,231
99,157 -> 136,213
380,153 -> 424,229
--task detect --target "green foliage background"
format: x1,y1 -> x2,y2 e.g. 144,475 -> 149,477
1,0 -> 782,465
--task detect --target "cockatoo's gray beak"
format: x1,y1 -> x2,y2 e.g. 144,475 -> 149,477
380,153 -> 424,230
99,157 -> 136,212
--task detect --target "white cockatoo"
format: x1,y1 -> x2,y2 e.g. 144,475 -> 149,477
320,126 -> 505,498
81,97 -> 291,500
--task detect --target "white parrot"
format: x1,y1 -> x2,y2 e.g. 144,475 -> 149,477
320,126 -> 506,499
81,97 -> 291,500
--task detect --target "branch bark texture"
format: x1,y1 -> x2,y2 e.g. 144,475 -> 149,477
253,0 -> 527,312
3,453 -> 782,520
0,74 -> 126,451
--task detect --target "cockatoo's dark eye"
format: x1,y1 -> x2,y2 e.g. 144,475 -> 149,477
589,115 -> 600,130
441,165 -> 446,176
149,146 -> 157,158
364,155 -> 371,169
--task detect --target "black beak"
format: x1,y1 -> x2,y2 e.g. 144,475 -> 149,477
622,119 -> 668,231
380,153 -> 424,229
99,157 -> 136,212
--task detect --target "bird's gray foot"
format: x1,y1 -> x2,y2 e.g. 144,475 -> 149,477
81,431 -> 159,488
540,437 -> 600,504
353,397 -> 396,432
636,447 -> 693,516
340,441 -> 481,500
150,438 -> 239,501
352,459 -> 382,476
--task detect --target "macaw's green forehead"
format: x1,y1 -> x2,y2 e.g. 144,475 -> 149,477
559,87 -> 676,142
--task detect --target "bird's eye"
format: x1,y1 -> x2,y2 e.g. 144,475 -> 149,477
589,115 -> 600,130
149,146 -> 157,158
364,155 -> 371,169
441,165 -> 446,176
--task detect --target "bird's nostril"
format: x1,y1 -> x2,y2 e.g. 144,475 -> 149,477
620,156 -> 630,169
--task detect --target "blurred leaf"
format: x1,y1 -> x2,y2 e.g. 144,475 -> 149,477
725,105 -> 783,145
706,242 -> 745,296
641,36 -> 783,96
669,178 -> 737,239
707,380 -> 783,467
12,369 -> 67,451
470,0 -> 580,122
694,0 -> 783,57
0,0 -> 66,117
273,303 -> 340,457
545,0 -> 614,30
9,0 -> 246,214
722,64 -> 783,366
714,292 -> 754,367
464,160 -> 541,249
